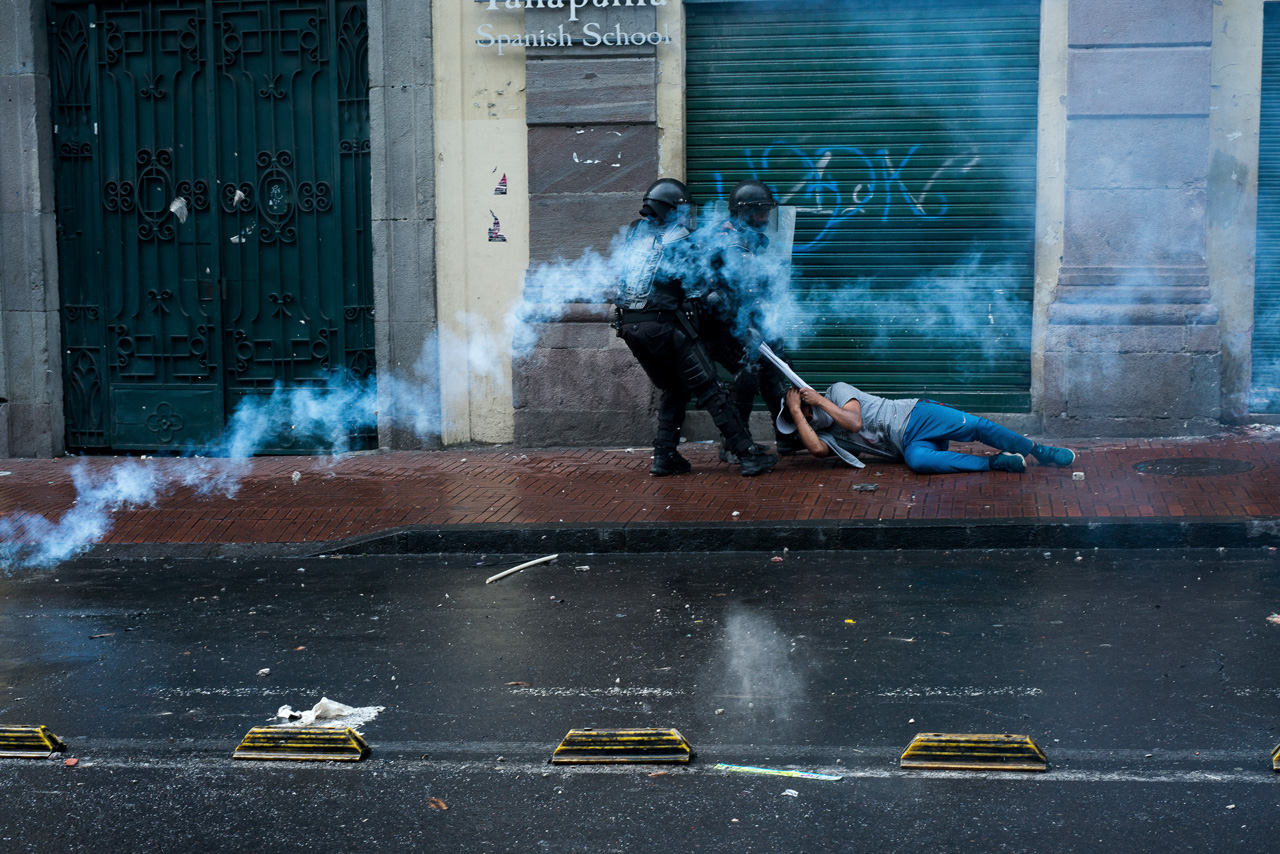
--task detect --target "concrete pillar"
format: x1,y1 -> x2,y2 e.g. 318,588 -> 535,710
1044,0 -> 1221,436
369,0 -> 439,449
0,0 -> 64,457
1208,0 -> 1264,423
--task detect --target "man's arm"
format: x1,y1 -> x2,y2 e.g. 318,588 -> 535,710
785,389 -> 829,457
799,387 -> 862,433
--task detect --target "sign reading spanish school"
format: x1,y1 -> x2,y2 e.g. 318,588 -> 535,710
477,0 -> 673,54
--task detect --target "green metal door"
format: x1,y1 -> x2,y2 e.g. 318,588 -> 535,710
1254,2 -> 1280,413
49,0 -> 374,453
685,0 -> 1039,410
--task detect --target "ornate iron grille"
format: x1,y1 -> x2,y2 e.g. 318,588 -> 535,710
50,0 -> 374,453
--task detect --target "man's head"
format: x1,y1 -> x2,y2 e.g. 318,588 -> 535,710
641,178 -> 694,227
776,396 -> 833,435
728,180 -> 777,230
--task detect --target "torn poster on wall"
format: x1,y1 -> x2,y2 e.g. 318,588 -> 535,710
494,173 -> 508,195
488,210 -> 507,242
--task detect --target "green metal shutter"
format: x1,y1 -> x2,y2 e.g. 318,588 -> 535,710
1254,3 -> 1280,413
685,0 -> 1039,410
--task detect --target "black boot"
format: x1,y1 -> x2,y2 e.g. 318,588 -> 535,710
722,442 -> 773,465
650,448 -> 692,477
738,446 -> 777,477
775,432 -> 803,456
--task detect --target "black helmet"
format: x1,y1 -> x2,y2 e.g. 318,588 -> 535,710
641,178 -> 693,223
728,179 -> 777,215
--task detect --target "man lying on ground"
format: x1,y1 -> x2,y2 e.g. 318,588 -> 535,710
779,385 -> 1076,474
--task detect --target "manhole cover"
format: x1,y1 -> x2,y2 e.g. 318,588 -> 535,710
1132,458 -> 1255,477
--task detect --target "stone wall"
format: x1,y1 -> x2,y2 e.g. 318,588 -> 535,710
1044,0 -> 1222,436
513,4 -> 661,446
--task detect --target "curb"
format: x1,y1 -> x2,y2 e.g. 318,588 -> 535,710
312,517 -> 1280,556
75,518 -> 1280,562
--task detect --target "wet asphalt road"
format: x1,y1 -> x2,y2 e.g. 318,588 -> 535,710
1,547 -> 1279,852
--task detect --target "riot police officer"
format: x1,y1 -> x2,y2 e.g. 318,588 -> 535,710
614,179 -> 776,477
701,179 -> 800,459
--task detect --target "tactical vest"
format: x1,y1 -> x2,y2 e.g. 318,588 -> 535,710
617,220 -> 691,310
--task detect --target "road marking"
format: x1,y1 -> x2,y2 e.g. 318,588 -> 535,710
500,686 -> 684,698
874,686 -> 1045,699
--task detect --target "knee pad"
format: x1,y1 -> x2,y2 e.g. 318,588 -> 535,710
675,341 -> 717,391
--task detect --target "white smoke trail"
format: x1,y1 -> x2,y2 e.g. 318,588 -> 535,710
0,460 -> 162,568
0,371 -> 388,572
719,607 -> 805,722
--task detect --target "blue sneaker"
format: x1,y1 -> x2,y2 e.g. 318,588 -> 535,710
989,453 -> 1026,474
1031,443 -> 1075,467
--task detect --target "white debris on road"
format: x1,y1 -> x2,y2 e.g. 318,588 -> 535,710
276,696 -> 385,730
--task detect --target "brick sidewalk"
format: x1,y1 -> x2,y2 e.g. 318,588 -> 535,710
0,429 -> 1276,548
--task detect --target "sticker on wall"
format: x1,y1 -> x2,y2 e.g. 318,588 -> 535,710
494,173 -> 508,195
488,210 -> 507,243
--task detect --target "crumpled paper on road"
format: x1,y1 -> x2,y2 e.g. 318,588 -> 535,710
276,696 -> 384,729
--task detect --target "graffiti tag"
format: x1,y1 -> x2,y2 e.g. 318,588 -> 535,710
717,144 -> 981,253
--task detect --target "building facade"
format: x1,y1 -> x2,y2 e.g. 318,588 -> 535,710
1,0 -> 1276,457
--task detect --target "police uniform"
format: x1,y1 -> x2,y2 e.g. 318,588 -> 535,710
614,209 -> 773,477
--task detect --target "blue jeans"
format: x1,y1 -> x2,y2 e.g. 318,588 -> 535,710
901,402 -> 1034,473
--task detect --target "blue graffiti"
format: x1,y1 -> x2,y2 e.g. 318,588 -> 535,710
729,143 -> 979,253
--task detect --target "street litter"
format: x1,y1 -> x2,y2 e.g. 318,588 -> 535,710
291,471 -> 301,485
771,556 -> 783,562
168,196 -> 189,223
1267,614 -> 1280,626
89,633 -> 114,639
506,681 -> 532,687
427,797 -> 449,810
782,788 -> 799,797
1072,472 -> 1085,481
575,565 -> 590,571
257,668 -> 270,677
851,484 -> 878,492
713,763 -> 843,781
275,697 -> 384,729
486,553 -> 558,583
63,757 -> 78,767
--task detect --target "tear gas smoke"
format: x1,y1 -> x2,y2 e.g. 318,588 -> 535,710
518,203 -> 1030,370
0,460 -> 162,569
0,359 -> 415,572
719,607 -> 805,722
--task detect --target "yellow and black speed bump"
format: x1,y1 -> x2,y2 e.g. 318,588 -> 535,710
232,726 -> 369,762
900,732 -> 1047,772
1271,743 -> 1280,772
550,727 -> 693,764
0,725 -> 67,759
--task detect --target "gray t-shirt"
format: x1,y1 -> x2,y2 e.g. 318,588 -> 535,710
826,382 -> 919,460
